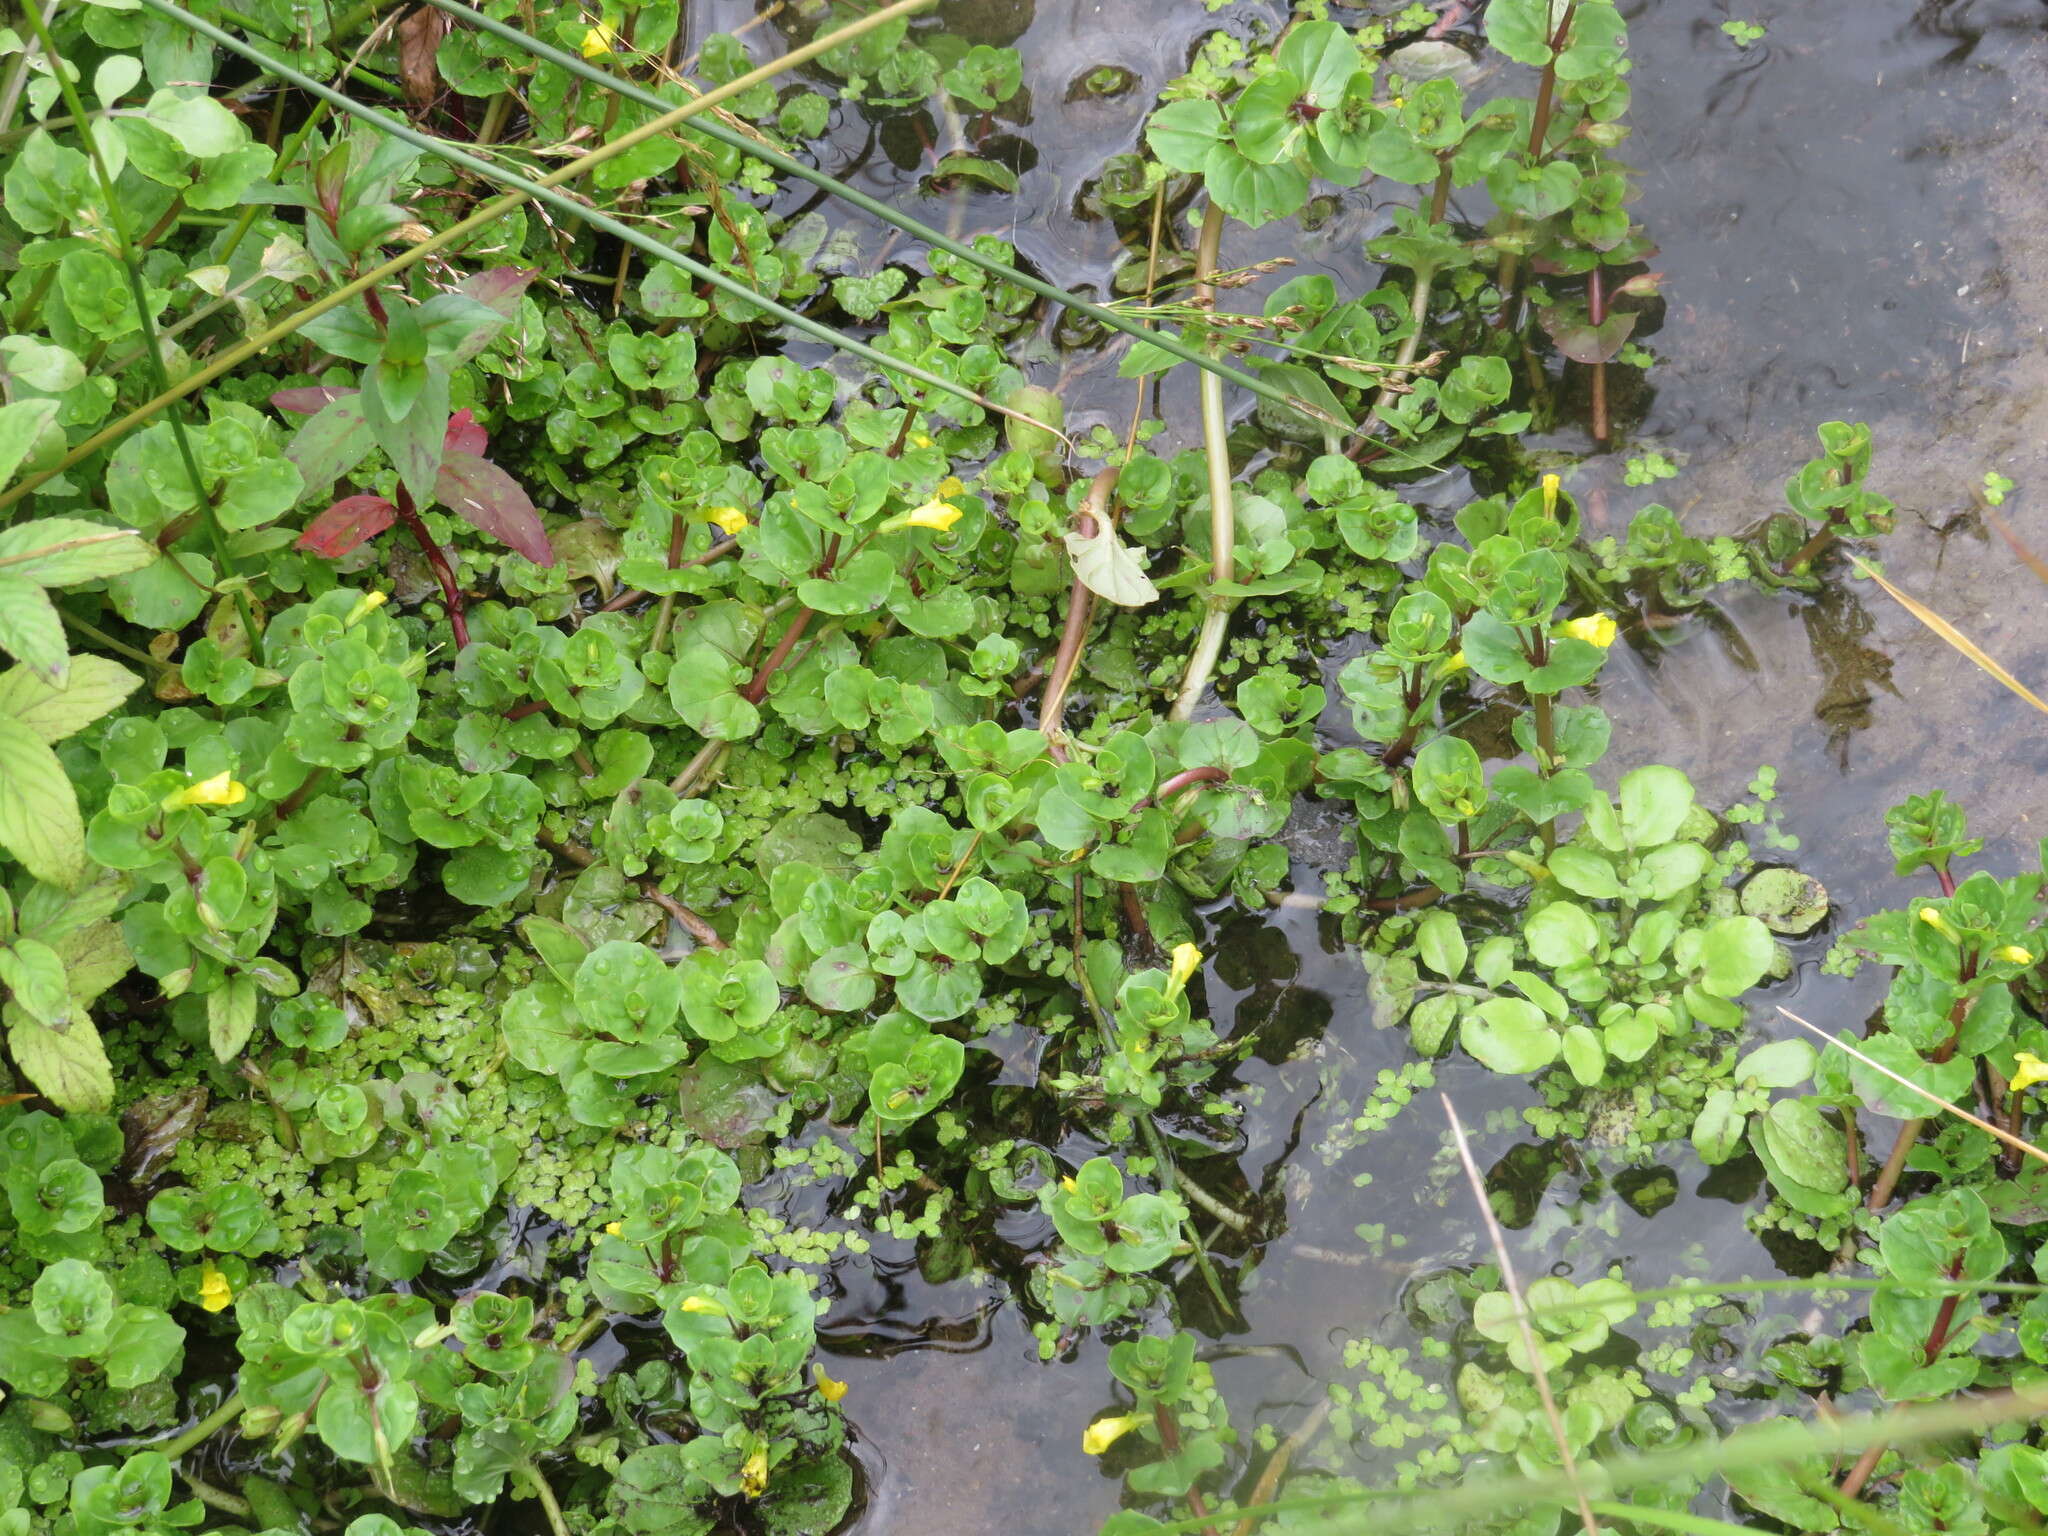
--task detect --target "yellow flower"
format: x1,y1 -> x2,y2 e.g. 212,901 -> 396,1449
1918,906 -> 1963,944
1541,472 -> 1562,520
1559,613 -> 1618,649
678,1294 -> 725,1315
603,1221 -> 622,1237
903,498 -> 962,532
2012,1052 -> 2048,1095
344,589 -> 387,627
1167,943 -> 1202,995
813,1364 -> 849,1403
1082,1412 -> 1147,1456
706,506 -> 748,537
580,22 -> 616,58
162,771 -> 248,811
1441,649 -> 1469,676
198,1262 -> 233,1314
910,432 -> 934,448
740,1445 -> 769,1499
1997,945 -> 2036,967
1060,1175 -> 1078,1194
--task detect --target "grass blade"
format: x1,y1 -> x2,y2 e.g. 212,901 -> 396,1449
416,0 -> 1353,436
0,0 -> 988,514
130,0 -> 1084,447
1585,1503 -> 1779,1536
1849,553 -> 2048,715
1138,1384 -> 2048,1534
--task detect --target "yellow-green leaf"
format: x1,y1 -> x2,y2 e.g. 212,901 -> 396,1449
0,654 -> 142,743
0,517 -> 156,586
0,714 -> 87,886
5,1003 -> 114,1113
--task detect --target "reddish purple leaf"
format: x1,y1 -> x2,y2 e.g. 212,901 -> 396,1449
272,385 -> 358,415
458,267 -> 538,315
448,268 -> 538,365
297,494 -> 396,558
434,452 -> 554,566
443,408 -> 488,457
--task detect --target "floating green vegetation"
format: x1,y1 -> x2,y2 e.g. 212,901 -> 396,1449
0,0 -> 2040,1533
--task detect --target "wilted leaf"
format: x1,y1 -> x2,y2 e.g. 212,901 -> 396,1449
397,5 -> 448,112
122,1085 -> 209,1184
1063,519 -> 1158,607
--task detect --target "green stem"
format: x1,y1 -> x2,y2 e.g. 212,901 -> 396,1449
157,1390 -> 245,1459
1371,163 -> 1452,426
57,609 -> 175,672
218,101 -> 330,268
1170,200 -> 1236,723
521,1464 -> 572,1536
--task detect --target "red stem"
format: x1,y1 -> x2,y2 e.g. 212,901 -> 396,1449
743,607 -> 814,704
393,486 -> 468,650
1922,1252 -> 1969,1364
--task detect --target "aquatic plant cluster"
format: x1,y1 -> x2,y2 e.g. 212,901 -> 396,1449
0,0 -> 2039,1532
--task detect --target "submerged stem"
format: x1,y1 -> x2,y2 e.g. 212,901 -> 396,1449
1171,201 -> 1237,723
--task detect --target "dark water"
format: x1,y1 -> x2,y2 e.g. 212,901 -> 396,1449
680,1 -> 2048,1529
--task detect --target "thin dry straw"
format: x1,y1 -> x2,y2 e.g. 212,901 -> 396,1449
1441,1094 -> 1599,1536
1779,1005 -> 2048,1168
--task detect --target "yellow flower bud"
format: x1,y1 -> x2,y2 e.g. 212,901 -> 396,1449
1168,942 -> 1202,994
813,1364 -> 849,1403
199,1262 -> 233,1313
706,506 -> 749,537
678,1294 -> 725,1315
910,432 -> 934,448
1082,1412 -> 1147,1456
1997,945 -> 2036,967
163,771 -> 248,811
1558,613 -> 1618,649
1441,649 -> 1469,676
2012,1051 -> 2048,1095
903,499 -> 962,532
1918,907 -> 1963,944
1541,472 -> 1562,520
344,589 -> 388,627
580,23 -> 616,58
741,1445 -> 769,1499
604,1221 -> 623,1237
